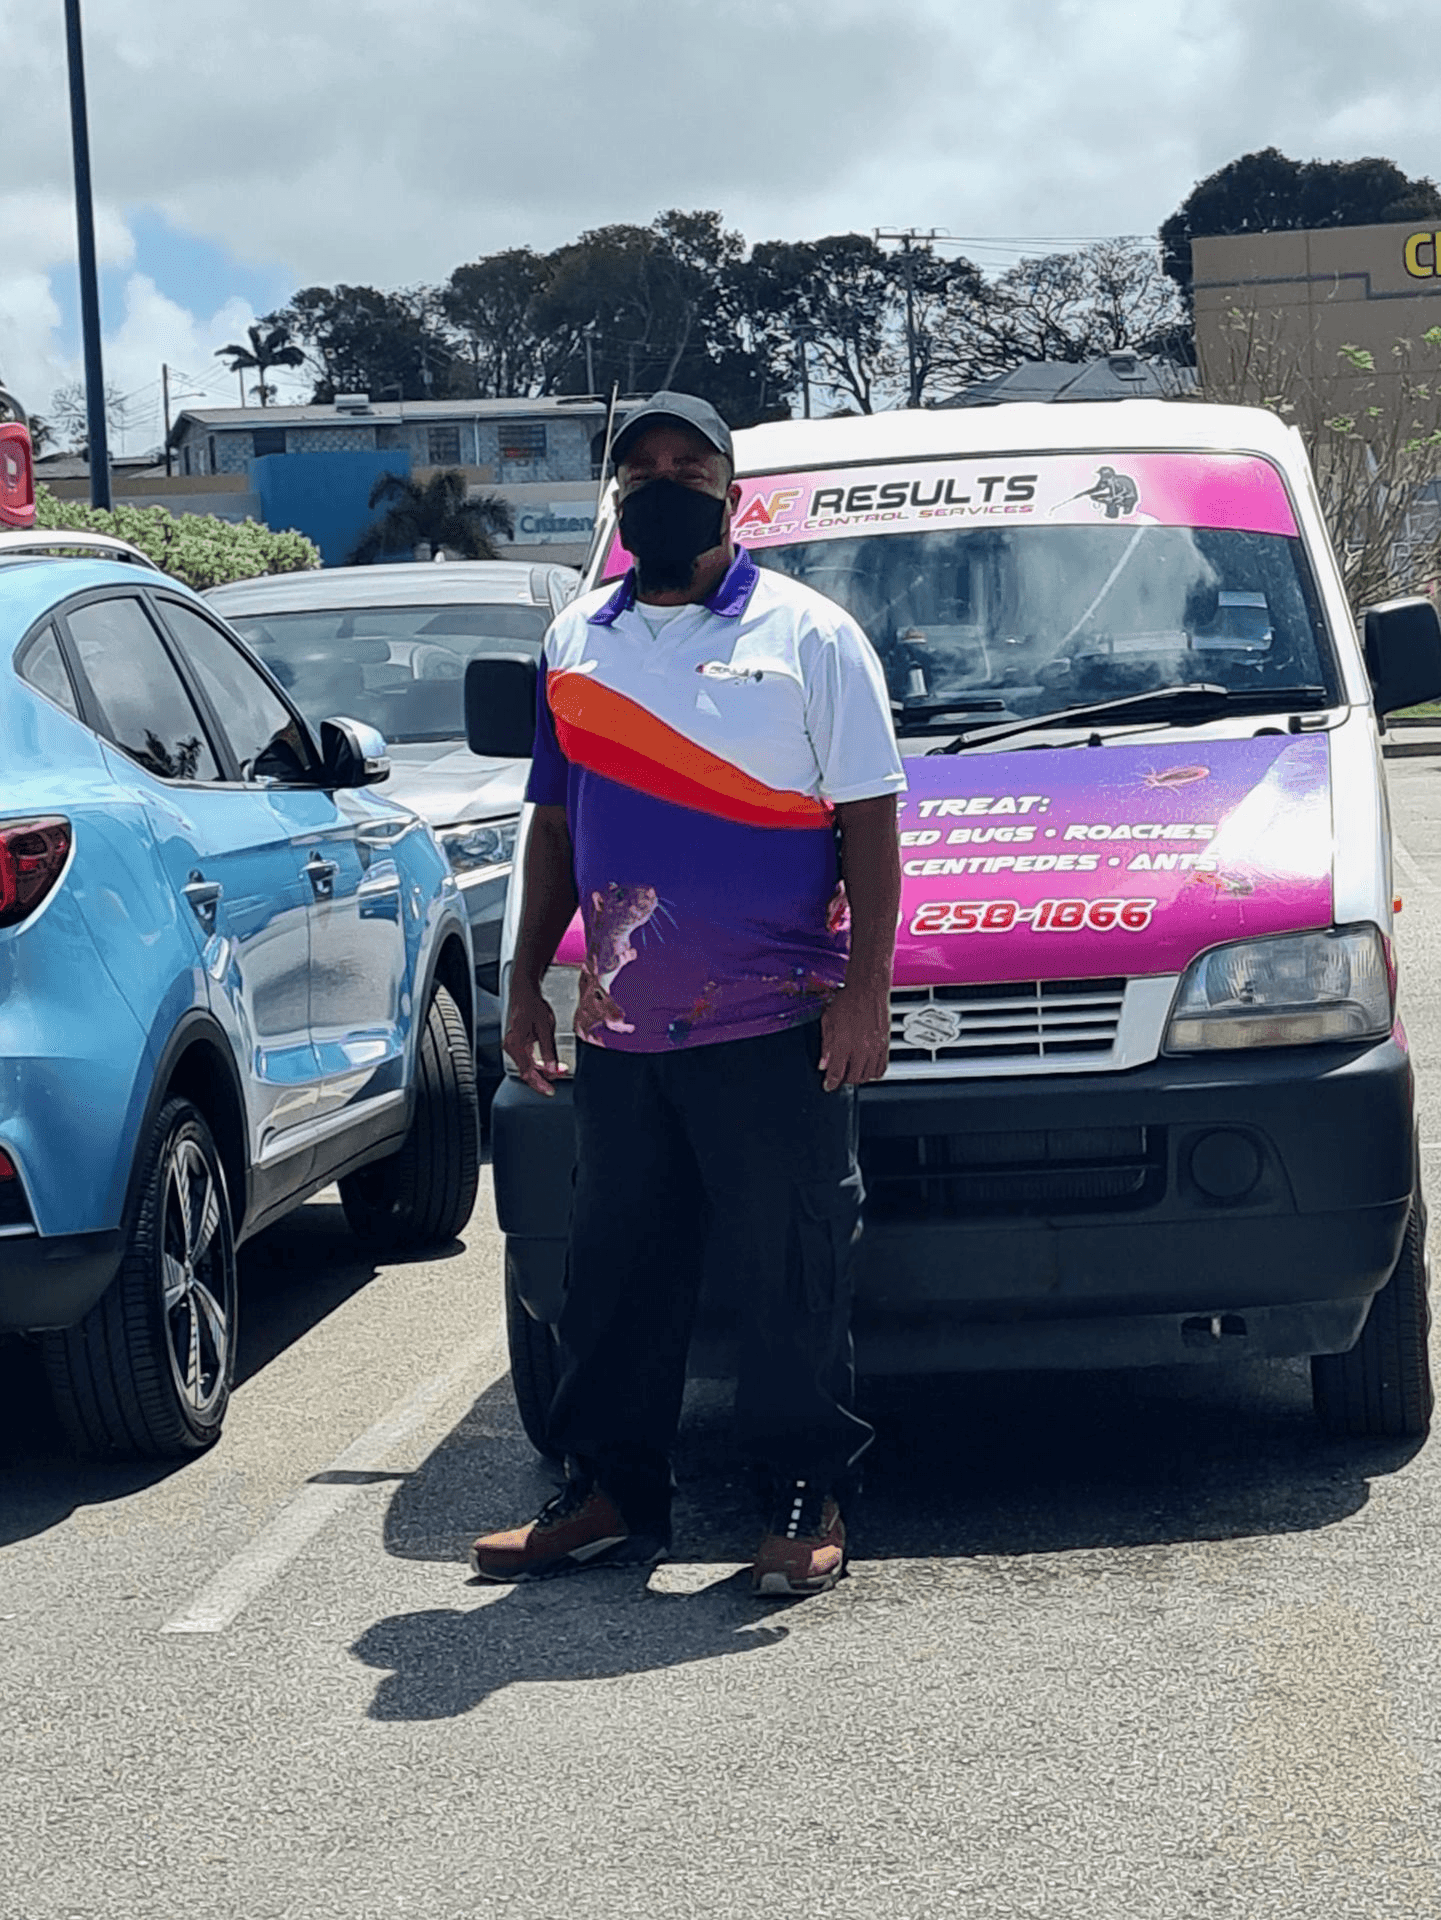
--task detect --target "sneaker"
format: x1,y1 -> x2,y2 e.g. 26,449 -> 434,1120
752,1479 -> 846,1597
469,1482 -> 667,1583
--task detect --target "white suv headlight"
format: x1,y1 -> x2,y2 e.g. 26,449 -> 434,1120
1164,925 -> 1393,1052
437,816 -> 517,877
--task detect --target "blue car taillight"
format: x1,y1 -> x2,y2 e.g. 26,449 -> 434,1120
0,817 -> 71,928
0,1150 -> 33,1229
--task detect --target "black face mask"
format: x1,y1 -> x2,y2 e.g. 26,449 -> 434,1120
619,478 -> 726,593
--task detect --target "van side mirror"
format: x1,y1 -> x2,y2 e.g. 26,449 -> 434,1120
1362,596 -> 1441,717
466,653 -> 538,759
319,716 -> 390,787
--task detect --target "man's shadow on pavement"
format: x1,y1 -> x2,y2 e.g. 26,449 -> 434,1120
352,1570 -> 787,1722
352,1357 -> 1423,1722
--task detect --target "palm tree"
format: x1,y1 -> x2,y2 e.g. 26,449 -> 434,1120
348,469 -> 516,565
214,323 -> 305,407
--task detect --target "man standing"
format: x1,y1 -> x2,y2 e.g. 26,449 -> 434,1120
470,392 -> 904,1597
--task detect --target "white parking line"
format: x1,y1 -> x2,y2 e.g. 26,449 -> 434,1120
1394,835 -> 1437,892
161,1333 -> 507,1635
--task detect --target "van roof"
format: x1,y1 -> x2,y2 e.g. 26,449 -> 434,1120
730,400 -> 1300,476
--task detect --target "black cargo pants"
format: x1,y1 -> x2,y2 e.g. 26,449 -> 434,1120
546,1019 -> 873,1539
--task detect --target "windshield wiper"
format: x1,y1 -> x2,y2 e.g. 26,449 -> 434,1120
934,684 -> 1328,754
892,696 -> 1007,734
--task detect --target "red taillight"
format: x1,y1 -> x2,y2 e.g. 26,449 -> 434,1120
0,1151 -> 15,1180
0,422 -> 34,530
0,818 -> 71,928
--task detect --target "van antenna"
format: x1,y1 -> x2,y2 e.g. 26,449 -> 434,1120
581,381 -> 622,578
595,380 -> 620,522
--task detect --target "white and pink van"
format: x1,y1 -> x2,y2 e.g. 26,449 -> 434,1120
475,399 -> 1441,1447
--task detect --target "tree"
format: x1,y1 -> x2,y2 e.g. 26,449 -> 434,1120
267,286 -> 463,404
529,210 -> 748,398
442,249 -> 549,398
735,235 -> 990,413
1202,310 -> 1441,604
214,323 -> 305,407
740,234 -> 904,414
950,239 -> 1191,380
33,483 -> 319,589
1162,149 -> 1441,305
348,469 -> 516,565
50,382 -> 129,455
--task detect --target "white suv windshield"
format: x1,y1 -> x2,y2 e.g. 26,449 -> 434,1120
226,602 -> 548,743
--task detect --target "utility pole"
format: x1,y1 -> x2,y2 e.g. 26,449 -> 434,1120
875,228 -> 943,409
162,363 -> 172,476
794,323 -> 814,419
63,0 -> 110,509
583,322 -> 597,396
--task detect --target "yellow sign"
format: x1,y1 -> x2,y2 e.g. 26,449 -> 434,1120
1404,231 -> 1438,278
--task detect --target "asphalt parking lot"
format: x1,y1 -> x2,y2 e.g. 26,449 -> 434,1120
7,756 -> 1441,1919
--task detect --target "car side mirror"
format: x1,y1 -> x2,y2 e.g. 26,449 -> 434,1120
1362,596 -> 1441,718
466,653 -> 538,759
319,716 -> 390,788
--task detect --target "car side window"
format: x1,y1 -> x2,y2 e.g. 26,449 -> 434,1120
156,598 -> 316,784
64,595 -> 221,783
17,624 -> 81,718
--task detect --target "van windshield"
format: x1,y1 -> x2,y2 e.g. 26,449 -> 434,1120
595,450 -> 1339,735
755,519 -> 1335,730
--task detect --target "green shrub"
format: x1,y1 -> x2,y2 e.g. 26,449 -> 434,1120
33,484 -> 321,590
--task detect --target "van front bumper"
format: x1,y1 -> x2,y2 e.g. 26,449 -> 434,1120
489,1036 -> 1417,1374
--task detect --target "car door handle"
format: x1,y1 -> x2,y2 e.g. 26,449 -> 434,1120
305,854 -> 340,899
183,872 -> 223,931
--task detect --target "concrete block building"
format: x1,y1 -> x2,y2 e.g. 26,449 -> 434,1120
165,394 -> 611,565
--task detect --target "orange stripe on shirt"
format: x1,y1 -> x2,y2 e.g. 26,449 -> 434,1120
547,670 -> 832,829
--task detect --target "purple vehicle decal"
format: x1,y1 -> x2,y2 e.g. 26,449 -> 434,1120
550,734 -> 1333,991
894,734 -> 1333,985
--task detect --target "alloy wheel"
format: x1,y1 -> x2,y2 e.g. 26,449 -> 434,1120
160,1137 -> 232,1419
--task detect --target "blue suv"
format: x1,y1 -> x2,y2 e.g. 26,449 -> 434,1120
0,540 -> 480,1457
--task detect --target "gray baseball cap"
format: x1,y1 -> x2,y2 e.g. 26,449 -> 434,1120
610,390 -> 734,471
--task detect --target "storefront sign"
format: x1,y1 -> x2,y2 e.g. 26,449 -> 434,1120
1404,231 -> 1439,278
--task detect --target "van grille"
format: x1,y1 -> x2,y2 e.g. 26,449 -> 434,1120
862,1126 -> 1165,1220
889,978 -> 1126,1067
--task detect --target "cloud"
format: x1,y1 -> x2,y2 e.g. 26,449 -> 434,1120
5,0 -> 1439,434
10,0 -> 1434,284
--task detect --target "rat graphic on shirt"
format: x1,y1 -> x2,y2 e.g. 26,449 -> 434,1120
578,882 -> 660,1042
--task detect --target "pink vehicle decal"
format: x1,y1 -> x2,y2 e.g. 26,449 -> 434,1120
893,734 -> 1332,985
600,451 -> 1299,578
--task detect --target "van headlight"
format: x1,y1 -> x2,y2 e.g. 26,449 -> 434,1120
1164,925 -> 1393,1052
437,816 -> 517,877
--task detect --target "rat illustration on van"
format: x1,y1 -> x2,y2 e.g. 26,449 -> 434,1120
467,399 -> 1441,1451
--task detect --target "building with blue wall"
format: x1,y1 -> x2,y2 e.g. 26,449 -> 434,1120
166,394 -> 610,564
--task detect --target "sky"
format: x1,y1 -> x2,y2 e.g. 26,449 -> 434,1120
2,0 -> 1438,454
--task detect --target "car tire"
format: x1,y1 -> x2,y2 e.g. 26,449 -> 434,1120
1311,1193 -> 1433,1439
506,1248 -> 562,1460
339,983 -> 480,1250
43,1097 -> 237,1458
